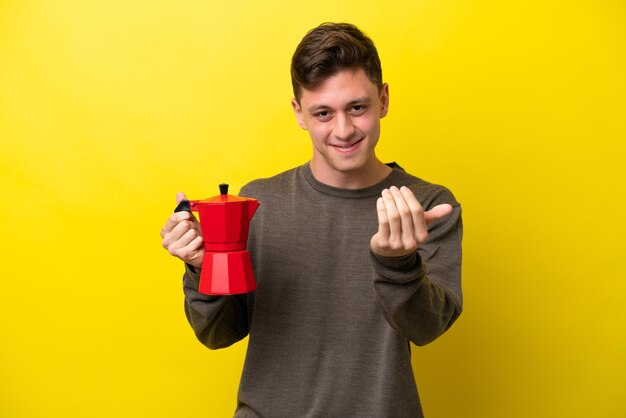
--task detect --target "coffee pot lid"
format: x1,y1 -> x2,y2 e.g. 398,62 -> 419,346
194,184 -> 249,204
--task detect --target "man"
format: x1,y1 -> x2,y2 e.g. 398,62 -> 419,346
161,22 -> 463,417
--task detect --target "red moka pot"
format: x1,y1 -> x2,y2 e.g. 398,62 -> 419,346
175,184 -> 260,295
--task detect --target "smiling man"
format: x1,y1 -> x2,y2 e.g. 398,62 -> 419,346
161,23 -> 463,417
292,68 -> 390,189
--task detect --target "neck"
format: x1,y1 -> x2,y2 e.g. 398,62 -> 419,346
310,159 -> 392,189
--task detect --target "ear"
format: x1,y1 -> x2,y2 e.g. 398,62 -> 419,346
291,98 -> 308,130
380,83 -> 390,118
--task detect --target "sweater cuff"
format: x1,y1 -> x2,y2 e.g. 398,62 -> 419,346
370,251 -> 425,283
371,251 -> 419,269
184,263 -> 201,286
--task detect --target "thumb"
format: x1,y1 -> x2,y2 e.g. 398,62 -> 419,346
176,192 -> 188,204
424,204 -> 453,226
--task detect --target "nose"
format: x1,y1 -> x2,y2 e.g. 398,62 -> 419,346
333,113 -> 356,141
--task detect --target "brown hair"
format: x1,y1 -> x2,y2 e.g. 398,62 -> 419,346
291,22 -> 382,103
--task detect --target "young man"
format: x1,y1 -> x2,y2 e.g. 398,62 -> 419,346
161,22 -> 463,417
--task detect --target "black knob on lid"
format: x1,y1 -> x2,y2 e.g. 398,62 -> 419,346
219,183 -> 229,195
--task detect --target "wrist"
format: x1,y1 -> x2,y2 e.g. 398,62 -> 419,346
371,250 -> 419,270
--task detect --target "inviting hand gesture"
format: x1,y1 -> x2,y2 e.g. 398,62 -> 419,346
370,186 -> 452,258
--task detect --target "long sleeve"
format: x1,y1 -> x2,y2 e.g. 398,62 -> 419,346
183,264 -> 250,350
371,193 -> 463,346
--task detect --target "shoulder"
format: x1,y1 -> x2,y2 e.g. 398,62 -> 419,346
239,165 -> 302,199
390,163 -> 460,210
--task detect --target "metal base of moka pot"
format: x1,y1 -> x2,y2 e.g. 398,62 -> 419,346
199,250 -> 256,295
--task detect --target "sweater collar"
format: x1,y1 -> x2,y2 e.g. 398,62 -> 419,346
301,162 -> 405,199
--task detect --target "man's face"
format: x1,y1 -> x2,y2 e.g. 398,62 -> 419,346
292,69 -> 389,186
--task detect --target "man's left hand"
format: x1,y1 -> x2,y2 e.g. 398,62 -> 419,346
370,186 -> 453,258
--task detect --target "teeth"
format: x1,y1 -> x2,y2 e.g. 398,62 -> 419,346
332,139 -> 362,150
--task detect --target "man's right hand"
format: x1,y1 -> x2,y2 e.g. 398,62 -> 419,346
160,192 -> 204,269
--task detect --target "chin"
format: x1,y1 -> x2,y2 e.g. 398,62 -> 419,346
332,159 -> 368,174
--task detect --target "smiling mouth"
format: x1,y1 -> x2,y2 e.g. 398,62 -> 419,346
331,138 -> 364,153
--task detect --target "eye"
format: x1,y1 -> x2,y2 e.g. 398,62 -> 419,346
350,105 -> 367,114
314,110 -> 331,121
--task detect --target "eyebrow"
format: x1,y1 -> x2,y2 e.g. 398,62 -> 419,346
306,97 -> 371,113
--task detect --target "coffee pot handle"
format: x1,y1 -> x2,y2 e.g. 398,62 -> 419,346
174,199 -> 191,213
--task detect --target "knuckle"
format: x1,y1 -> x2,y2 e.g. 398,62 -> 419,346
388,239 -> 402,250
178,246 -> 193,259
180,247 -> 201,262
372,235 -> 388,248
404,237 -> 417,249
162,233 -> 174,246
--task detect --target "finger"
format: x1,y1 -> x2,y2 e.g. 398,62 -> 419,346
375,197 -> 390,238
161,211 -> 195,238
389,186 -> 418,248
170,218 -> 198,241
187,235 -> 205,257
177,227 -> 201,248
424,204 -> 453,226
371,196 -> 391,255
381,188 -> 402,243
184,235 -> 205,267
162,218 -> 197,248
400,186 -> 428,241
174,235 -> 205,266
176,192 -> 188,204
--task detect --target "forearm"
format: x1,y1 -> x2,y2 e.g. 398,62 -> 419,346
371,251 -> 462,346
371,199 -> 463,345
183,265 -> 250,349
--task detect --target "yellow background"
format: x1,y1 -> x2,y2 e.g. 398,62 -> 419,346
1,0 -> 624,417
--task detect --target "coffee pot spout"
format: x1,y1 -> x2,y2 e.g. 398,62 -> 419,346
247,199 -> 260,221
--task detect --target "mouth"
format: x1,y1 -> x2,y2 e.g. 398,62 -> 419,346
330,138 -> 364,153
